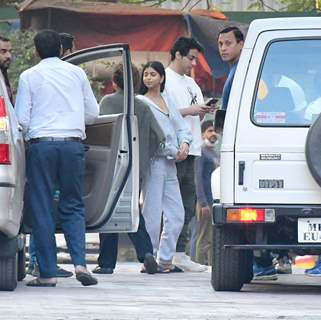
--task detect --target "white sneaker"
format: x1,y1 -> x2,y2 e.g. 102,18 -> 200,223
172,253 -> 208,272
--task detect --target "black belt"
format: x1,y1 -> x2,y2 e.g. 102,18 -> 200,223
29,137 -> 82,143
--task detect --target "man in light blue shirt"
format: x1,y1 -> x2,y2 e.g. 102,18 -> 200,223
15,30 -> 99,287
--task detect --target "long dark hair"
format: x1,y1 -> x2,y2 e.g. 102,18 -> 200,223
139,61 -> 166,95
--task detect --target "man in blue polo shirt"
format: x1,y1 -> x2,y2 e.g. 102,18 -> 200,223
218,26 -> 244,110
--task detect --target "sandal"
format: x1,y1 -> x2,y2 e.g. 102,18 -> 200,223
26,278 -> 57,287
156,265 -> 171,274
92,266 -> 114,274
169,265 -> 184,273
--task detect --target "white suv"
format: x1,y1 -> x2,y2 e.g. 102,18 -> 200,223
212,17 -> 321,291
0,44 -> 139,291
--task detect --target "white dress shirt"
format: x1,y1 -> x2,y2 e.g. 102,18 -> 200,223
15,57 -> 99,140
163,67 -> 204,156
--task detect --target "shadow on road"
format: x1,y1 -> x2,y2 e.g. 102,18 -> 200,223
242,274 -> 321,294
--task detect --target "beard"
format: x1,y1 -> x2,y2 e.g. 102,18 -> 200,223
0,59 -> 11,71
204,138 -> 217,147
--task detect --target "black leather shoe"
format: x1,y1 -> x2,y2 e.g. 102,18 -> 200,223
92,266 -> 114,274
76,272 -> 98,286
143,253 -> 158,274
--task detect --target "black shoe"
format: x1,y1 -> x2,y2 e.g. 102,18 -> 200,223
143,253 -> 158,274
92,266 -> 114,274
76,272 -> 98,286
56,266 -> 73,278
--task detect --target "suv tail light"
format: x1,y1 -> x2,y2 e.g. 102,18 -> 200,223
0,96 -> 11,164
0,144 -> 10,164
0,96 -> 6,117
226,208 -> 275,223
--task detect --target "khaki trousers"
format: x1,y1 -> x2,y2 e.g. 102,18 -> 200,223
195,204 -> 212,265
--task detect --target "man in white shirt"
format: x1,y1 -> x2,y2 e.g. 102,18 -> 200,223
15,30 -> 99,287
26,32 -> 78,279
163,37 -> 213,272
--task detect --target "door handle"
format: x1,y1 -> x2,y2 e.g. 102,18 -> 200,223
238,161 -> 245,185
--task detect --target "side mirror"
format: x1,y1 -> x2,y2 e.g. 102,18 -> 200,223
214,110 -> 226,134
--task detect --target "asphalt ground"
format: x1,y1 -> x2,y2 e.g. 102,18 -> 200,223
1,263 -> 321,320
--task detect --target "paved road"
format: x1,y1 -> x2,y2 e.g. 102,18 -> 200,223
2,262 -> 321,320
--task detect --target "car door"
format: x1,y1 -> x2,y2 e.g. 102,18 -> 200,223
67,44 -> 139,233
234,30 -> 321,205
22,44 -> 139,233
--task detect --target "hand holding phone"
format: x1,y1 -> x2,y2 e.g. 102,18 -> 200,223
203,98 -> 219,113
205,98 -> 219,106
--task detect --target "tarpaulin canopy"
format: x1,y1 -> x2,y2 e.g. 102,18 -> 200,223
19,1 -> 247,93
19,1 -> 225,52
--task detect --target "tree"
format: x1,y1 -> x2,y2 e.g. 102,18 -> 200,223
8,30 -> 38,92
248,0 -> 320,11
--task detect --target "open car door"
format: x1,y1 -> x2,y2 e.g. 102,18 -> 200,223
64,44 -> 139,233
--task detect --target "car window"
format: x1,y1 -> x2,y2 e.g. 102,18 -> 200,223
80,55 -> 124,114
252,39 -> 321,126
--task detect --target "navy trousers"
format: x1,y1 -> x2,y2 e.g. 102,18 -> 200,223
26,141 -> 86,278
97,212 -> 153,269
176,155 -> 197,252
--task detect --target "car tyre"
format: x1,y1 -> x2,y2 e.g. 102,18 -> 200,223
17,242 -> 26,282
305,113 -> 321,186
0,254 -> 18,291
211,225 -> 244,292
242,250 -> 253,284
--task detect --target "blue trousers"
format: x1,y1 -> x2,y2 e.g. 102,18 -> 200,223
176,155 -> 197,252
26,141 -> 86,278
97,212 -> 153,269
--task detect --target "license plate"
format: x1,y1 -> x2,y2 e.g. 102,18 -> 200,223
298,218 -> 321,243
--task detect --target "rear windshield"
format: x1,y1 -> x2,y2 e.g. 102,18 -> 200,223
252,39 -> 321,126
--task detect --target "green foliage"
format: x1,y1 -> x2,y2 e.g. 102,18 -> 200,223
248,0 -> 320,11
280,0 -> 318,11
0,1 -> 20,5
8,30 -> 38,92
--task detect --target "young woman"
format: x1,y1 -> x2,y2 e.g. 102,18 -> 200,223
137,61 -> 192,273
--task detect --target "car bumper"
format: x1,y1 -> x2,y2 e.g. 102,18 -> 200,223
213,204 -> 321,252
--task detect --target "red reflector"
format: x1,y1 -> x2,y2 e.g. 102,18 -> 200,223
0,97 -> 7,117
0,144 -> 10,164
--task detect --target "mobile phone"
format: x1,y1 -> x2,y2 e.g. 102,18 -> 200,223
205,98 -> 219,106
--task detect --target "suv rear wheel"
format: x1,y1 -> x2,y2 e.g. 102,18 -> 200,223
243,250 -> 253,284
17,243 -> 26,281
211,225 -> 244,291
0,254 -> 18,291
